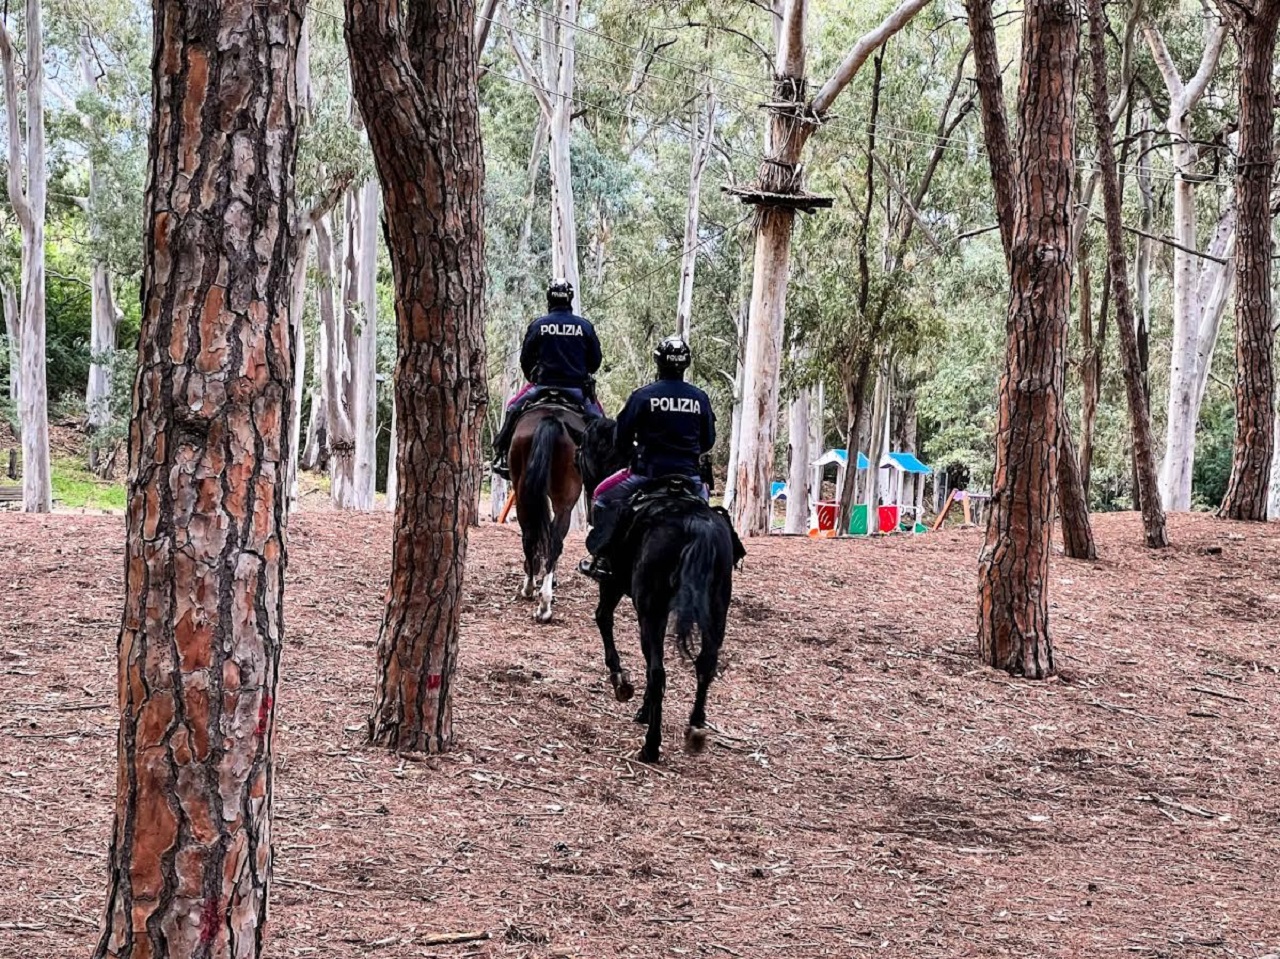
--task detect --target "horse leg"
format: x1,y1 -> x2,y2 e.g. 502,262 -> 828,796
534,504 -> 573,623
685,631 -> 722,755
594,581 -> 632,701
636,605 -> 667,763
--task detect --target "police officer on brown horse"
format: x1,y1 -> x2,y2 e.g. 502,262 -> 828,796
492,278 -> 604,478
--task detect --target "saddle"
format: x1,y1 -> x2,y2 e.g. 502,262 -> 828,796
521,389 -> 588,443
622,476 -> 747,567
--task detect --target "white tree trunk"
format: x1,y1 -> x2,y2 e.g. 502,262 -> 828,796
2,278 -> 17,401
732,209 -> 794,533
302,310 -> 328,471
1145,20 -> 1229,511
82,38 -> 117,433
807,381 -> 823,507
353,178 -> 379,509
319,208 -> 357,507
784,383 -> 811,533
286,227 -> 312,513
548,0 -> 581,306
386,390 -> 398,512
864,360 -> 890,534
1,1 -> 50,512
675,89 -> 716,340
722,297 -> 747,510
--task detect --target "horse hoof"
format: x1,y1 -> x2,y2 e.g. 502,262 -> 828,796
638,746 -> 660,764
613,677 -> 634,703
633,707 -> 650,725
684,726 -> 708,754
534,608 -> 553,624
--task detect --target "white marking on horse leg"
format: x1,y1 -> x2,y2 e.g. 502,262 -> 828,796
520,573 -> 535,599
535,568 -> 555,623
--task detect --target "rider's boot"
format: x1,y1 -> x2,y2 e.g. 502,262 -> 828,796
579,501 -> 621,580
491,407 -> 518,479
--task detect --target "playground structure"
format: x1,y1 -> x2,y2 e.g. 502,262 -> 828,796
773,448 -> 935,536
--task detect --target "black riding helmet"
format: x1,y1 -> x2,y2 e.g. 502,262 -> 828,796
547,277 -> 574,310
654,335 -> 691,376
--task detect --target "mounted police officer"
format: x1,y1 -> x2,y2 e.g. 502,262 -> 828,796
578,335 -> 715,580
492,278 -> 604,479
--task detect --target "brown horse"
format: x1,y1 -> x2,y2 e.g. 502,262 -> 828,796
509,403 -> 585,622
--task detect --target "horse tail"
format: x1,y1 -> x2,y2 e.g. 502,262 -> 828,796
671,512 -> 722,660
519,415 -> 563,571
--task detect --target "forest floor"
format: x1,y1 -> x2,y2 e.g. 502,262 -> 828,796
1,510 -> 1278,958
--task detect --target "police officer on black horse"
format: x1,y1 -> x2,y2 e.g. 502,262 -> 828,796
578,335 -> 715,580
492,278 -> 604,478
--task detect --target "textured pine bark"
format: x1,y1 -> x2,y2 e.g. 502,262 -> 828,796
92,1 -> 301,955
1085,0 -> 1167,547
1217,0 -> 1280,521
976,0 -> 1078,677
346,0 -> 487,753
1057,412 -> 1096,559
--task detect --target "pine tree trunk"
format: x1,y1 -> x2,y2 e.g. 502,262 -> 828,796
1217,0 -> 1280,520
977,0 -> 1078,678
0,0 -> 51,513
347,0 -> 487,754
1057,412 -> 1097,558
1085,0 -> 1167,546
92,1 -> 300,954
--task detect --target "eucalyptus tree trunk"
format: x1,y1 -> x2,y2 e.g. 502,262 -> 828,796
347,0 -> 487,754
1216,0 -> 1280,520
731,0 -> 930,535
864,359 -> 890,534
976,0 -> 1079,678
0,0 -> 51,513
302,301 -> 329,471
354,179 -> 379,509
1144,20 -> 1232,510
505,0 -> 582,307
1085,0 -> 1167,547
676,88 -> 716,340
2,278 -> 17,401
324,201 -> 358,507
722,295 -> 748,512
81,37 -> 119,439
92,1 -> 301,954
783,381 -> 812,533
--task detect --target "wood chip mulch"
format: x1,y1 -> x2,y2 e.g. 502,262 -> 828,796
1,510 -> 1277,958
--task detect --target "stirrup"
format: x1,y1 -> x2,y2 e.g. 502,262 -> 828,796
578,555 -> 611,581
492,455 -> 510,480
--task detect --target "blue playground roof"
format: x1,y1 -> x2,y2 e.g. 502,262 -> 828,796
814,449 -> 870,470
885,451 -> 931,474
770,481 -> 787,499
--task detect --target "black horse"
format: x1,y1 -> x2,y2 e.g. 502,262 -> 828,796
578,419 -> 741,762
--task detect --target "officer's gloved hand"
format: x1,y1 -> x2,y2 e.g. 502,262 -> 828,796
699,454 -> 715,493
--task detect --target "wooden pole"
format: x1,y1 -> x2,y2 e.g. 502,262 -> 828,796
497,488 -> 516,524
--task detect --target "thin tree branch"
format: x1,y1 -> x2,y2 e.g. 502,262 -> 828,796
810,0 -> 932,117
502,7 -> 553,118
0,16 -> 33,232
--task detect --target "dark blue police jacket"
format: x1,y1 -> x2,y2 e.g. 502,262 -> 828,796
616,376 -> 716,478
520,306 -> 602,388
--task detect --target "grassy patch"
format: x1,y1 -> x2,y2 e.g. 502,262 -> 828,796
52,457 -> 127,511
